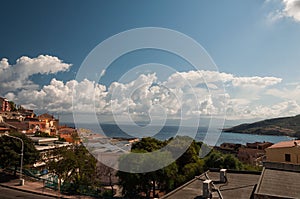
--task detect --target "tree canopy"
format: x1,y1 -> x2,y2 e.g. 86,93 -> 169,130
47,145 -> 98,195
0,132 -> 40,175
203,150 -> 244,171
117,136 -> 251,198
117,136 -> 205,198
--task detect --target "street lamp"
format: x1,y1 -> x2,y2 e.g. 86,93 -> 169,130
3,132 -> 24,186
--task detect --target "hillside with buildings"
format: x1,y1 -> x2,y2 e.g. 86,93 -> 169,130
0,96 -> 79,143
223,114 -> 300,138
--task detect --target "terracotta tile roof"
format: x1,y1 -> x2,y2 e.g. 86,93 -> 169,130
0,127 -> 10,131
38,113 -> 54,120
267,140 -> 300,149
5,121 -> 29,130
58,127 -> 76,134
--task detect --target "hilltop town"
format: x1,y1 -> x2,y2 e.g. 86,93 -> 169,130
0,96 -> 77,141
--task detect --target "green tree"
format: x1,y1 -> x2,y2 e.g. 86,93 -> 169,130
223,154 -> 243,170
204,150 -> 244,170
166,136 -> 204,186
47,146 -> 75,193
96,162 -> 116,197
132,137 -> 167,152
0,132 -> 40,175
117,150 -> 178,198
34,131 -> 54,137
8,101 -> 17,112
117,136 -> 205,198
47,145 -> 97,194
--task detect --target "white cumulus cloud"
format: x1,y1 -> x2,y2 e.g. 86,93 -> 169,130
267,0 -> 300,23
1,57 -> 296,123
0,55 -> 72,95
231,76 -> 282,88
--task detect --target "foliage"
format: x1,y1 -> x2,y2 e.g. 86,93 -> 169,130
131,137 -> 168,152
96,162 -> 116,197
70,130 -> 80,143
117,136 -> 204,198
8,101 -> 17,111
47,145 -> 98,195
118,150 -> 178,198
203,150 -> 244,171
243,164 -> 263,171
0,131 -> 40,175
58,137 -> 66,142
117,136 -> 257,198
101,190 -> 114,198
34,131 -> 55,138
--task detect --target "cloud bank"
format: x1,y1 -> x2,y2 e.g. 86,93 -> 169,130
0,55 -> 72,94
1,55 -> 299,122
267,0 -> 300,23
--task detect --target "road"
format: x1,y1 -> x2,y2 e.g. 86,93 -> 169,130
0,186 -> 56,199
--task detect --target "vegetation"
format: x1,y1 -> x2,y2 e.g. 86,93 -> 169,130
203,150 -> 243,171
34,131 -> 66,142
96,162 -> 116,197
0,131 -> 40,175
223,114 -> 300,138
117,136 -> 260,198
7,100 -> 28,113
47,145 -> 98,195
8,101 -> 17,112
34,131 -> 55,137
0,127 -> 261,198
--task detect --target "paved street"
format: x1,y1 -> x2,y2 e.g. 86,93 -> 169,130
0,186 -> 56,199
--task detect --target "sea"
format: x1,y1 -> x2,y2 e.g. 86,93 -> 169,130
65,123 -> 296,146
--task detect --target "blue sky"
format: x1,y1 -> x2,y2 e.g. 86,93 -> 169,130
1,0 -> 300,124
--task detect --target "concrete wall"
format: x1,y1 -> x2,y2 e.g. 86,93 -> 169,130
266,146 -> 300,164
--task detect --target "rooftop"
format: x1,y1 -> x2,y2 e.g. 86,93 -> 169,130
254,168 -> 300,198
161,170 -> 261,199
34,142 -> 71,151
30,137 -> 59,144
267,140 -> 300,149
38,113 -> 55,120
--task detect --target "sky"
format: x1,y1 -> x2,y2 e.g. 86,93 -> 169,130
1,0 -> 300,125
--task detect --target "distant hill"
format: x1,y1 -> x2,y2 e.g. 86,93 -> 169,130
223,115 -> 300,138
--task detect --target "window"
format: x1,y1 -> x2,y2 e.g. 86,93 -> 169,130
285,154 -> 291,162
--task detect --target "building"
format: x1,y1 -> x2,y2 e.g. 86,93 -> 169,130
237,148 -> 265,165
58,127 -> 80,144
0,97 -> 11,112
252,140 -> 300,198
37,113 -> 59,135
246,142 -> 273,150
214,143 -> 242,156
0,116 -> 11,133
161,169 -> 261,199
0,126 -> 10,133
237,142 -> 273,166
220,143 -> 242,151
18,108 -> 35,119
254,167 -> 300,199
265,140 -> 300,164
4,119 -> 29,133
2,112 -> 61,135
215,142 -> 273,166
30,137 -> 71,168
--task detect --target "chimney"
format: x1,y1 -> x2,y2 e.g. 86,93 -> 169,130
220,169 -> 227,183
203,179 -> 212,198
